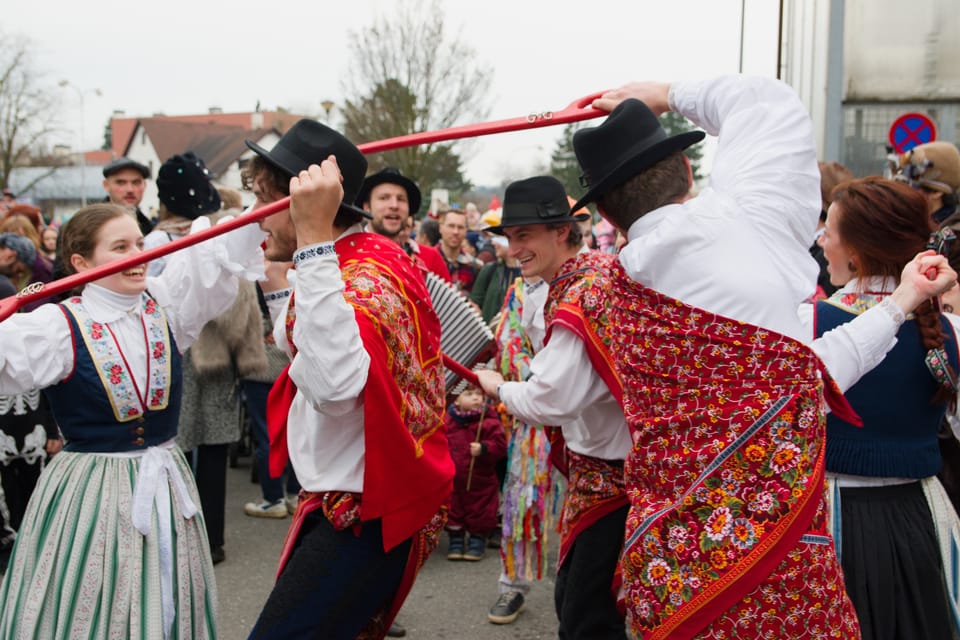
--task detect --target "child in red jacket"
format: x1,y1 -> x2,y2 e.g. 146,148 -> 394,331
445,385 -> 506,560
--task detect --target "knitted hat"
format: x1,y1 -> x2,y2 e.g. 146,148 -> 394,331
0,233 -> 36,266
156,152 -> 222,219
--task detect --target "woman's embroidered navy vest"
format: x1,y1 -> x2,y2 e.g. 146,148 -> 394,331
816,300 -> 959,478
43,296 -> 182,453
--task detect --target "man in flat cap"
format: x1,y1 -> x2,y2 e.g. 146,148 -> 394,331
102,157 -> 154,235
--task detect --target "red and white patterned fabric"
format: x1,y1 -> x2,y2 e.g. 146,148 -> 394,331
546,252 -> 860,639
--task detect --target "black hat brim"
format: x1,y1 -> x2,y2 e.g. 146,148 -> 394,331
355,173 -> 422,216
485,211 -> 590,236
569,130 -> 705,214
245,139 -> 371,220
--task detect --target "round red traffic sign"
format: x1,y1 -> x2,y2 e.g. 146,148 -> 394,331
888,112 -> 937,153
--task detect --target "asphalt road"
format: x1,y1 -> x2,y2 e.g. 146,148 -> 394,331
216,455 -> 560,639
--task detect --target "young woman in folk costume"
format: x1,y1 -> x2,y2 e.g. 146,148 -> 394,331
813,177 -> 960,640
0,202 -> 264,639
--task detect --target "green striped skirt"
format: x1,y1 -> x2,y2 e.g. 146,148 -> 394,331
0,446 -> 218,639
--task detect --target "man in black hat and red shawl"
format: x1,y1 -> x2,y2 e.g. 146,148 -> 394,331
560,75 -> 958,639
356,167 -> 450,283
477,175 -> 631,638
242,120 -> 453,639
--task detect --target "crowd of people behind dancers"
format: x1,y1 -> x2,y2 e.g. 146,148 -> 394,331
0,73 -> 959,640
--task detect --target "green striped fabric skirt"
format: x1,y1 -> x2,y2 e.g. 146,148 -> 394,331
0,446 -> 218,639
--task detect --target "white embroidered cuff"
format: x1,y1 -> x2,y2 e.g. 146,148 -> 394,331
293,243 -> 337,267
263,288 -> 292,302
878,296 -> 906,326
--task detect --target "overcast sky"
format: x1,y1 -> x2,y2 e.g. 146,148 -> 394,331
7,0 -> 781,187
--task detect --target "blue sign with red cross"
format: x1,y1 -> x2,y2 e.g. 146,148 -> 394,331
888,112 -> 937,153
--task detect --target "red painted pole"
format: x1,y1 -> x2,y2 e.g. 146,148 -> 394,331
0,92 -> 604,322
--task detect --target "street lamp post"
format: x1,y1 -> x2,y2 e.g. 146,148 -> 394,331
320,100 -> 335,124
59,80 -> 102,207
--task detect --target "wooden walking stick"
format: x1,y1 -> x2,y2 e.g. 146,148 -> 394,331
464,399 -> 489,492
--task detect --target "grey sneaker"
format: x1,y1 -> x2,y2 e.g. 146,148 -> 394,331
285,493 -> 299,515
244,499 -> 288,519
488,591 -> 525,624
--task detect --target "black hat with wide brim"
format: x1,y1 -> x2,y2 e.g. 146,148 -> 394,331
485,176 -> 589,236
570,98 -> 704,213
245,119 -> 371,219
355,167 -> 422,215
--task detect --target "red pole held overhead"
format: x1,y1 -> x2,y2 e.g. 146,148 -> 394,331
0,92 -> 605,322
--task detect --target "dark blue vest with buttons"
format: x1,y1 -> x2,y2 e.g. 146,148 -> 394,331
815,299 -> 958,478
43,299 -> 182,453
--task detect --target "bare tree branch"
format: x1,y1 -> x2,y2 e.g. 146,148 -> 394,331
341,0 -> 493,198
0,31 -> 60,191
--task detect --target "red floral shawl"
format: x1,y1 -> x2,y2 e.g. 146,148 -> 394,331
548,253 -> 860,639
267,232 -> 453,552
543,252 -> 629,574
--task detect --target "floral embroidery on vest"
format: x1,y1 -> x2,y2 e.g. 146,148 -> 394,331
63,295 -> 172,422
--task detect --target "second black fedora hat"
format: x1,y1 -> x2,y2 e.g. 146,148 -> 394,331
246,119 -> 371,219
570,99 -> 704,213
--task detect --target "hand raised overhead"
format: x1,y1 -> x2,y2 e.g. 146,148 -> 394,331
289,156 -> 344,246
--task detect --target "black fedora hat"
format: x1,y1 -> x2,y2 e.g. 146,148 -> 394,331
355,167 -> 422,216
570,99 -> 704,212
245,119 -> 370,219
486,176 -> 588,236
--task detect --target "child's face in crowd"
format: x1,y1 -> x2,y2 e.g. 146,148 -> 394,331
455,387 -> 484,412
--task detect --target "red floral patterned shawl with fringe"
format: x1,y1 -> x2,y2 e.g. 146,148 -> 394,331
547,252 -> 861,639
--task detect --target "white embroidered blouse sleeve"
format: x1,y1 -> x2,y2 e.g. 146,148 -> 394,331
286,246 -> 369,416
0,304 -> 74,393
146,216 -> 265,351
498,327 -> 609,426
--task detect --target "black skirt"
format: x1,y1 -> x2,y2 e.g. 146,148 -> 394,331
839,481 -> 956,640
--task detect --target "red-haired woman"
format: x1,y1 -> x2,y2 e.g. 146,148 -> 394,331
809,176 -> 960,639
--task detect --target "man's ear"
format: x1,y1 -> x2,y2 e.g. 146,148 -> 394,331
683,154 -> 693,190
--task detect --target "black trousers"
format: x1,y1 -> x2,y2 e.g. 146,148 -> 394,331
248,511 -> 411,640
554,504 -> 629,640
191,443 -> 228,548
